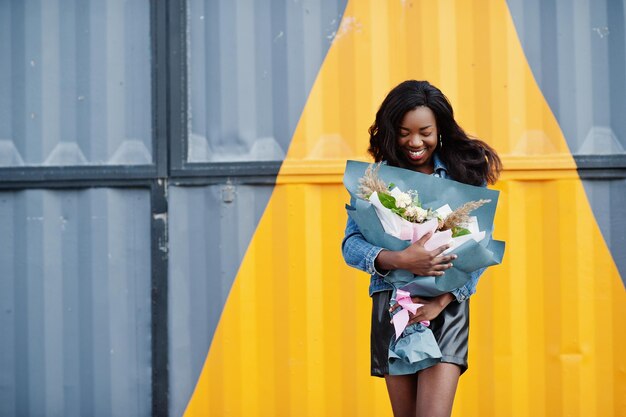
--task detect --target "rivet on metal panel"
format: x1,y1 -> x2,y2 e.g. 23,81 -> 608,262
592,26 -> 610,38
222,180 -> 236,203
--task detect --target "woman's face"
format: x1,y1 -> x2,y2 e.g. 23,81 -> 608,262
396,106 -> 438,174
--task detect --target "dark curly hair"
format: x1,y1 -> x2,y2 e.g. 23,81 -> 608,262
368,80 -> 502,185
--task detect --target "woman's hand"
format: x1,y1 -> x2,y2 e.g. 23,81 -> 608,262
375,232 -> 457,276
390,293 -> 455,325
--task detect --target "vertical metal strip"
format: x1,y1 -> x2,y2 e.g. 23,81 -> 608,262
168,0 -> 186,171
151,179 -> 169,417
153,0 -> 169,178
154,1 -> 173,414
150,0 -> 173,417
152,2 -> 172,414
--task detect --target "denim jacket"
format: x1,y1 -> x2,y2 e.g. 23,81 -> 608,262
341,153 -> 483,301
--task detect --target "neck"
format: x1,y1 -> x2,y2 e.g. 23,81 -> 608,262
414,165 -> 435,175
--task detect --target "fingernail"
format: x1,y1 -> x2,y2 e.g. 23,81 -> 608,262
449,263 -> 453,267
453,255 -> 458,259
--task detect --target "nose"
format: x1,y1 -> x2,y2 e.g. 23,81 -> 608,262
408,134 -> 423,147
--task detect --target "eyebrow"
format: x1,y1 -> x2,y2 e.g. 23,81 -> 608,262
400,125 -> 433,131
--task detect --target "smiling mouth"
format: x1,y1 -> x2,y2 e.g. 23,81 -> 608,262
407,149 -> 426,160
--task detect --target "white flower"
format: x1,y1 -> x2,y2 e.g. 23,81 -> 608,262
404,206 -> 419,217
390,188 -> 412,208
396,193 -> 412,208
415,207 -> 429,221
404,206 -> 429,222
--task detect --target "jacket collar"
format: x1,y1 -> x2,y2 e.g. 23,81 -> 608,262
432,152 -> 449,178
381,153 -> 449,177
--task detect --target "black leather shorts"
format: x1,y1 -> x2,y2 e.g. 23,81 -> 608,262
370,290 -> 469,377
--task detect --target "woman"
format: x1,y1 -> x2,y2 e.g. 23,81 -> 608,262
342,80 -> 501,417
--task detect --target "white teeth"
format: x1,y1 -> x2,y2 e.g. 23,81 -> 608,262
409,149 -> 425,157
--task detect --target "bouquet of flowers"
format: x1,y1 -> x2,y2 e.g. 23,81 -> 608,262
344,160 -> 505,374
358,163 -> 492,257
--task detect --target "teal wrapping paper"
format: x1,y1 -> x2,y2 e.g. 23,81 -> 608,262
344,160 -> 506,375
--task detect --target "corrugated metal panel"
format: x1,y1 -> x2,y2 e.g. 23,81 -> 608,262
470,176 -> 626,417
506,0 -> 626,290
0,188 -> 152,417
185,181 -> 395,416
185,176 -> 626,417
582,178 -> 626,277
184,0 -> 626,416
0,0 -> 152,166
507,0 -> 626,155
186,0 -> 347,162
168,184 -> 273,417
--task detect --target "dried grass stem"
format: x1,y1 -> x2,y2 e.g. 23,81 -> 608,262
442,199 -> 491,230
358,163 -> 388,199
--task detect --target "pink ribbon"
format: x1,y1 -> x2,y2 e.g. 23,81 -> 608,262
392,289 -> 430,340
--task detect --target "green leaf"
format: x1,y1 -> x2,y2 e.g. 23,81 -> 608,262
378,192 -> 397,209
388,182 -> 395,190
452,226 -> 471,238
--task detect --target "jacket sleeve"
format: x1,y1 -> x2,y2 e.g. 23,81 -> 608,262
341,216 -> 390,276
450,268 -> 485,302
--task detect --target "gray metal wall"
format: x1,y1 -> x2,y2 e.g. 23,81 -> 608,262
0,0 -> 347,415
168,184 -> 272,417
507,0 -> 626,284
0,0 -> 152,166
0,0 -> 156,415
186,0 -> 346,162
17,0 -> 626,415
0,189 -> 152,416
171,0 -> 346,414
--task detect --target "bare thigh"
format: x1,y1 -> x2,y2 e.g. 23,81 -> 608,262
385,374 -> 417,417
415,363 -> 461,417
